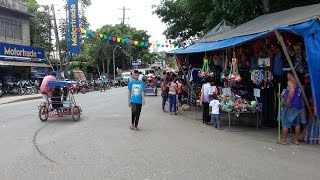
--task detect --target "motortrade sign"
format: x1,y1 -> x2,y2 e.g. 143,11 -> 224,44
0,42 -> 45,61
68,0 -> 80,54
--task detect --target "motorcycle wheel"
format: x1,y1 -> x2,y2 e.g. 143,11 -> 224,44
81,88 -> 87,94
18,88 -> 26,96
39,106 -> 48,122
26,88 -> 32,95
31,88 -> 36,94
72,106 -> 81,122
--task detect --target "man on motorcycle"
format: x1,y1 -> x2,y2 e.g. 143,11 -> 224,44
40,71 -> 57,101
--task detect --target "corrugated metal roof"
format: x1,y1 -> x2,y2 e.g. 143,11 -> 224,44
0,60 -> 52,68
198,3 -> 320,42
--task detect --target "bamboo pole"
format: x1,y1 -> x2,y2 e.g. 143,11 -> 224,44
274,30 -> 313,120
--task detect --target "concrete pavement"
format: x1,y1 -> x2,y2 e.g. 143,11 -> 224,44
0,94 -> 42,105
0,87 -> 319,180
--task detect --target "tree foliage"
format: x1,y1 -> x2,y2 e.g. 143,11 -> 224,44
154,0 -> 320,41
26,0 -> 52,54
72,24 -> 152,76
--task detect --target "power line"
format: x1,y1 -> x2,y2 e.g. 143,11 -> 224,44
118,6 -> 130,24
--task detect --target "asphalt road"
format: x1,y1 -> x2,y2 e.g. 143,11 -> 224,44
0,87 -> 319,180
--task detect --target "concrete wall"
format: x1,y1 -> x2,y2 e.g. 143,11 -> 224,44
0,0 -> 30,46
0,0 -> 28,13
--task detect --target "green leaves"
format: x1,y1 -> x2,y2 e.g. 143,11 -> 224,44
154,0 -> 320,42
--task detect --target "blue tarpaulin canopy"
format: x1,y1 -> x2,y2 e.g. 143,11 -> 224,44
278,19 -> 320,116
169,18 -> 320,115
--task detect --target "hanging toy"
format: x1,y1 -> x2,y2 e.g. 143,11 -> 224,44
228,52 -> 242,84
201,56 -> 211,75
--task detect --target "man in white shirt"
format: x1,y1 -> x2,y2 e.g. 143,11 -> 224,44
200,77 -> 215,124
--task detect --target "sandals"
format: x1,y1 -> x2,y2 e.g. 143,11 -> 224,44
277,141 -> 288,145
291,140 -> 300,145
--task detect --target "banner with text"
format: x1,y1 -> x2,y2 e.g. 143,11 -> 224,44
68,0 -> 80,54
0,42 -> 45,61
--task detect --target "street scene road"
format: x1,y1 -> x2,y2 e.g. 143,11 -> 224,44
0,87 -> 319,180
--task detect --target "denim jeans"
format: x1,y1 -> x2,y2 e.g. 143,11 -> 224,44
168,94 -> 177,113
161,93 -> 168,110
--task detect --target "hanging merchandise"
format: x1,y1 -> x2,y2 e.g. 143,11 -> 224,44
262,70 -> 273,89
201,56 -> 211,77
251,69 -> 265,86
228,52 -> 242,84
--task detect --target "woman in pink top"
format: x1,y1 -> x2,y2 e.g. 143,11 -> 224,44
168,75 -> 177,115
40,71 -> 57,101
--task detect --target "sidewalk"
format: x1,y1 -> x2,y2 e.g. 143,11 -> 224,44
0,94 -> 42,105
177,104 -> 320,152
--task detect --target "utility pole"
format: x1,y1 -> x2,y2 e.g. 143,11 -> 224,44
118,6 -> 130,24
50,5 -> 63,72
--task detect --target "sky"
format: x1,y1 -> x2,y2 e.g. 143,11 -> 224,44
36,0 -> 172,51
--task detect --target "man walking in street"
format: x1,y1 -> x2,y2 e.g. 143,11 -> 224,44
98,74 -> 106,92
128,70 -> 146,130
40,71 -> 57,102
279,71 -> 302,145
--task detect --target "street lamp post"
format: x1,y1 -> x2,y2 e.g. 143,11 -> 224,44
113,45 -> 121,81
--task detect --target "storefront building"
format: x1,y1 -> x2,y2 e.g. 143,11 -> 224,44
0,0 -> 51,82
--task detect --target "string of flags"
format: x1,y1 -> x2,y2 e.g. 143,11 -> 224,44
77,28 -> 179,49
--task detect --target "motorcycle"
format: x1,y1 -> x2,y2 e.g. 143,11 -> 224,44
3,81 -> 26,96
0,81 -> 3,97
77,80 -> 88,94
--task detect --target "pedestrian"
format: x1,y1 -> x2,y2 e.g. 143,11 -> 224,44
161,78 -> 168,112
278,71 -> 302,145
128,70 -> 146,130
98,74 -> 106,92
168,75 -> 178,115
209,94 -> 222,130
177,79 -> 183,107
200,76 -> 215,124
39,71 -> 57,102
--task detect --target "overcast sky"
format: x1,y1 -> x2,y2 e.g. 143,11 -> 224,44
37,0 -> 171,51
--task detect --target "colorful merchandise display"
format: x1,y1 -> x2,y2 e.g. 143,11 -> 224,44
220,95 -> 261,113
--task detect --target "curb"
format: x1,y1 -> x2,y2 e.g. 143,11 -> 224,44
0,96 -> 42,105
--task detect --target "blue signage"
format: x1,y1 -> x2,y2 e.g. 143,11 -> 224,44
67,0 -> 80,54
31,67 -> 49,78
0,42 -> 45,61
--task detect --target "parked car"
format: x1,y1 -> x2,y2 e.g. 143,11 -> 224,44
121,72 -> 131,85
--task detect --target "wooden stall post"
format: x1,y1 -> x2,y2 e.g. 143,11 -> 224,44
274,30 -> 314,120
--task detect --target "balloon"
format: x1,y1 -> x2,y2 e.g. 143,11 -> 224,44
108,36 -> 112,41
134,41 -> 139,45
140,42 -> 144,46
117,38 -> 121,42
130,40 -> 134,44
112,37 -> 117,41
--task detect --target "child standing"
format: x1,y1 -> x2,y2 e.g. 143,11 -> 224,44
209,94 -> 222,130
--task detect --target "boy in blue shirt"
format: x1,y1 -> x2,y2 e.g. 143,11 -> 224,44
128,70 -> 146,130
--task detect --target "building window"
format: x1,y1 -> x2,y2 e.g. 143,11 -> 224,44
0,16 -> 22,40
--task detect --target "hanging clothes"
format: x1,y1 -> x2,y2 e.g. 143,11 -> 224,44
273,52 -> 283,76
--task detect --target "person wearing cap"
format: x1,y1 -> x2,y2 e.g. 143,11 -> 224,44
40,71 -> 57,102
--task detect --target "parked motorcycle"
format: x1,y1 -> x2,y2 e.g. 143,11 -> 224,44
0,81 -> 3,97
3,81 -> 26,96
77,80 -> 88,94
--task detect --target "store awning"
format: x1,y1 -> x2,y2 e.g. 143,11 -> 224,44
0,60 -> 52,68
168,31 -> 270,54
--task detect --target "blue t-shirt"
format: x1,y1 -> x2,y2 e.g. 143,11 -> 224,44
128,80 -> 146,104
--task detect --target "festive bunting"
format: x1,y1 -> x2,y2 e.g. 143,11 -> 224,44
80,28 -> 179,49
